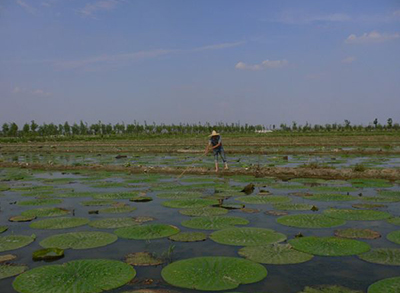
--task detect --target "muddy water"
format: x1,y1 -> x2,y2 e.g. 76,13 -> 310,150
0,170 -> 400,293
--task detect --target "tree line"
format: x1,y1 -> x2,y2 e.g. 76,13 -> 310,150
0,118 -> 398,137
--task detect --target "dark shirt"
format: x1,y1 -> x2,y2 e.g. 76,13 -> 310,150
209,135 -> 222,150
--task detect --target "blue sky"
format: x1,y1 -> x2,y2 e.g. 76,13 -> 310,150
1,0 -> 400,126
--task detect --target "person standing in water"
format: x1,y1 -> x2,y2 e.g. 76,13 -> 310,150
205,130 -> 228,172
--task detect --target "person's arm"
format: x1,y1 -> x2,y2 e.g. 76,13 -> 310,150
205,141 -> 211,154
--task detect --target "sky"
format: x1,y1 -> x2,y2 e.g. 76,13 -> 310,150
1,0 -> 400,127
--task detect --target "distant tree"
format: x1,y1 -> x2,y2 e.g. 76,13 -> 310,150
344,120 -> 351,129
2,123 -> 10,136
9,122 -> 18,136
373,118 -> 378,128
387,118 -> 393,129
22,123 -> 30,135
30,120 -> 38,133
64,122 -> 71,135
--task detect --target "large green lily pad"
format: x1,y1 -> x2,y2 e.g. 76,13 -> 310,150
387,217 -> 400,226
368,277 -> 400,293
277,214 -> 345,228
125,252 -> 164,266
161,256 -> 267,291
238,244 -> 313,264
115,224 -> 180,240
98,206 -> 136,214
30,217 -> 89,229
378,190 -> 400,197
361,196 -> 400,203
39,232 -> 117,249
310,186 -> 358,193
289,236 -> 370,256
387,230 -> 400,245
81,200 -> 115,206
303,193 -> 355,201
93,192 -> 139,199
21,207 -> 69,218
89,217 -> 141,229
359,248 -> 400,266
0,235 -> 36,252
157,192 -> 203,199
323,208 -> 391,221
236,195 -> 291,204
210,227 -> 286,246
17,199 -> 63,206
12,259 -> 135,293
162,198 -> 219,209
9,215 -> 36,222
273,203 -> 314,211
182,216 -> 249,230
32,248 -> 64,261
179,207 -> 228,217
298,285 -> 363,293
169,232 -> 207,242
349,179 -> 392,188
334,228 -> 381,239
0,226 -> 7,234
0,264 -> 28,280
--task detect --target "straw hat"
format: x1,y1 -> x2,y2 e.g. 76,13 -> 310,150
208,130 -> 220,137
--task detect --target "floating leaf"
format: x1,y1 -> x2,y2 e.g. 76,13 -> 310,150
80,199 -> 115,206
162,198 -> 219,209
310,186 -> 358,193
0,226 -> 7,234
387,230 -> 400,245
9,215 -> 36,222
179,207 -> 228,217
289,236 -> 370,256
98,206 -> 136,214
157,192 -> 203,199
21,207 -> 69,218
273,203 -> 314,211
58,192 -> 98,198
304,193 -> 355,201
388,217 -> 400,226
32,248 -> 64,261
0,264 -> 28,280
40,232 -> 117,249
12,259 -> 136,293
277,214 -> 345,228
334,228 -> 381,239
236,195 -> 291,204
352,204 -> 387,209
17,199 -> 63,206
169,232 -> 207,242
324,208 -> 391,221
238,244 -> 313,264
349,179 -> 392,188
130,196 -> 152,202
210,227 -> 286,246
361,196 -> 400,203
93,192 -> 139,199
30,217 -> 89,229
0,235 -> 35,252
368,277 -> 400,293
298,285 -> 363,293
221,203 -> 245,210
115,224 -> 180,240
89,217 -> 141,229
125,252 -> 164,266
378,190 -> 400,197
0,254 -> 17,263
161,256 -> 267,291
182,216 -> 249,230
359,248 -> 400,266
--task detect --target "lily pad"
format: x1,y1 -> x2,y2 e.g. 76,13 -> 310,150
334,228 -> 381,239
323,208 -> 391,221
162,198 -> 219,209
0,254 -> 17,263
0,226 -> 7,234
17,199 -> 62,206
359,248 -> 400,266
39,232 -> 117,249
0,264 -> 28,280
157,192 -> 203,199
130,196 -> 153,202
115,224 -> 180,240
277,214 -> 345,228
161,256 -> 267,291
221,203 -> 245,210
387,230 -> 400,245
238,244 -> 313,264
352,204 -> 387,209
179,207 -> 228,217
210,227 -> 286,246
273,203 -> 314,211
304,193 -> 355,201
298,285 -> 363,293
236,195 -> 291,204
125,252 -> 164,266
182,216 -> 249,230
349,179 -> 392,188
378,190 -> 400,197
93,192 -> 139,199
89,217 -> 141,229
98,206 -> 136,214
289,236 -> 370,256
9,215 -> 36,222
368,277 -> 400,293
0,235 -> 36,252
21,207 -> 69,218
32,248 -> 64,261
310,186 -> 358,193
81,200 -> 115,206
361,196 -> 400,203
12,259 -> 136,293
30,217 -> 89,229
388,217 -> 400,226
169,232 -> 207,242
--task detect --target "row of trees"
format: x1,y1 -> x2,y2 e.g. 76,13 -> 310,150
0,119 -> 398,137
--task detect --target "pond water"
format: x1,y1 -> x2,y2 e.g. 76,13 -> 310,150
1,168 -> 400,293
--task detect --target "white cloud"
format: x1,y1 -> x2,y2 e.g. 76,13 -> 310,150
341,56 -> 356,64
55,41 -> 244,70
345,30 -> 400,44
79,0 -> 122,17
16,0 -> 37,14
235,59 -> 288,71
32,89 -> 52,97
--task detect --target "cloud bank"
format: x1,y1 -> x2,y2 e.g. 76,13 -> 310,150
235,59 -> 288,71
346,30 -> 400,43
